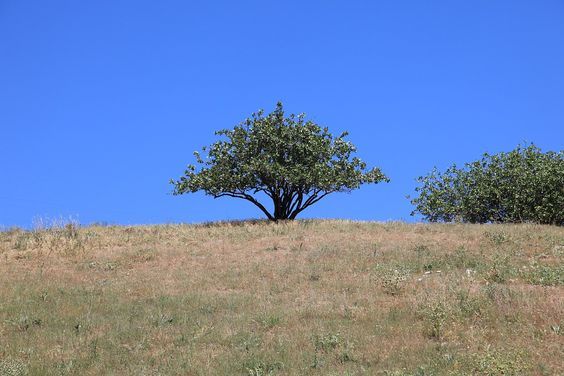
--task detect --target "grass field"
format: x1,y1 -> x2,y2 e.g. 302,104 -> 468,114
0,220 -> 562,375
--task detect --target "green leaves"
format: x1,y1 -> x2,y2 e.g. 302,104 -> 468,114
172,102 -> 389,220
411,144 -> 564,225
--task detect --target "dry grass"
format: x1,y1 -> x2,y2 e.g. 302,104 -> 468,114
0,220 -> 562,375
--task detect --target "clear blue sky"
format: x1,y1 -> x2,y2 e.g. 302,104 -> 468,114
1,1 -> 563,227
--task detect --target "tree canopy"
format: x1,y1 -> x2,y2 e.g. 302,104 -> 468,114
172,102 -> 389,220
410,144 -> 563,225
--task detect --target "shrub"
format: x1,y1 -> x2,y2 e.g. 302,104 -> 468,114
375,266 -> 410,295
419,301 -> 448,339
411,144 -> 563,225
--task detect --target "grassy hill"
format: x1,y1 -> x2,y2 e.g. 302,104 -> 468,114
0,221 -> 562,375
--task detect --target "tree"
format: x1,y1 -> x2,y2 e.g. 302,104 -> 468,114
172,102 -> 389,221
410,144 -> 563,225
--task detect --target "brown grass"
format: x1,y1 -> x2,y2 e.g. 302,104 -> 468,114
0,220 -> 562,375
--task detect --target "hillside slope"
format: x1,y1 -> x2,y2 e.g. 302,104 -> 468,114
1,221 -> 562,375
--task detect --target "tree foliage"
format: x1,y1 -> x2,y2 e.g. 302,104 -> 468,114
411,144 -> 563,225
172,102 -> 389,220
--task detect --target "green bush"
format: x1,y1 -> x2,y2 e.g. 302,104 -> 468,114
411,144 -> 563,225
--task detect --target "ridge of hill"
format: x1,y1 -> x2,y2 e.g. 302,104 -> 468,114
1,221 -> 562,375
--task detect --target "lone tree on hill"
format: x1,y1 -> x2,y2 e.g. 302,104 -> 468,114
411,143 -> 563,225
172,102 -> 389,221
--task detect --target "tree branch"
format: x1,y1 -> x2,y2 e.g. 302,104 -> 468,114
214,191 -> 275,220
289,190 -> 332,219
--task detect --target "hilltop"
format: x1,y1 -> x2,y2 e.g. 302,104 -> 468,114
0,221 -> 562,375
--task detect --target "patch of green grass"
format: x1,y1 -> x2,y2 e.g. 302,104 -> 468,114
0,358 -> 28,376
474,348 -> 530,375
243,358 -> 284,376
484,230 -> 510,245
483,253 -> 515,283
523,263 -> 563,286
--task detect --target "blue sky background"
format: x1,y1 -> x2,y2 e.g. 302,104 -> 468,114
1,0 -> 563,227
